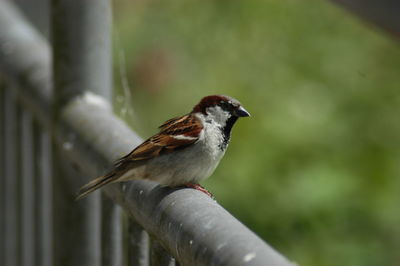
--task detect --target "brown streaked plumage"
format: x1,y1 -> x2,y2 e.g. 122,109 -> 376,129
119,114 -> 203,161
76,114 -> 203,200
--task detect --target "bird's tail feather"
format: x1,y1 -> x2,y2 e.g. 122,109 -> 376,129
76,173 -> 116,200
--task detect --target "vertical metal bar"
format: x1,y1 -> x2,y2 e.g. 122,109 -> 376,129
4,88 -> 20,266
51,0 -> 112,105
53,156 -> 101,266
150,240 -> 176,266
0,85 -> 5,266
126,219 -> 150,266
33,123 -> 41,266
40,130 -> 53,266
101,196 -> 123,266
34,125 -> 53,266
51,0 -> 112,265
21,110 -> 35,266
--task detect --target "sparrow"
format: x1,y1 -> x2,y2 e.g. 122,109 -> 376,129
76,95 -> 250,200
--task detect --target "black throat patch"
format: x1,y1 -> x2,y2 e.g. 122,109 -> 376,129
219,116 -> 238,150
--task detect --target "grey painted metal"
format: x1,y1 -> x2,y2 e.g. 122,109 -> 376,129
0,85 -> 5,265
51,0 -> 112,104
14,0 -> 50,38
51,0 -> 113,265
57,95 -> 142,175
35,128 -> 53,266
0,1 -> 294,265
53,151 -> 101,266
33,123 -> 42,266
51,0 -> 113,264
0,1 -> 51,128
109,181 -> 294,266
126,219 -> 150,266
4,88 -> 20,266
21,110 -> 35,266
101,195 -> 123,266
331,0 -> 400,35
150,240 -> 176,266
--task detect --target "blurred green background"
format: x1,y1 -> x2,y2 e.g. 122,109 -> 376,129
112,0 -> 400,265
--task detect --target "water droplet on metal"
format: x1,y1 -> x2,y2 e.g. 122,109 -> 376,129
243,252 -> 256,262
63,142 -> 73,150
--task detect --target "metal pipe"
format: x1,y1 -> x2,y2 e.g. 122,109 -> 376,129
40,131 -> 53,266
4,88 -> 20,266
126,219 -> 150,266
51,0 -> 112,265
14,0 -> 50,38
101,196 -> 123,266
331,0 -> 400,35
53,155 -> 102,266
34,125 -> 53,266
150,240 -> 176,266
21,110 -> 35,266
51,0 -> 112,105
0,1 -> 51,128
0,85 -> 5,266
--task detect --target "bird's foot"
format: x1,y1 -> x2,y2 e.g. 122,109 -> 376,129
184,183 -> 214,198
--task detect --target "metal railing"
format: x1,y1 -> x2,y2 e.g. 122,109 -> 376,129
0,1 -> 294,265
330,0 -> 400,35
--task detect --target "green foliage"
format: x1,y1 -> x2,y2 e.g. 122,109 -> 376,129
112,0 -> 400,265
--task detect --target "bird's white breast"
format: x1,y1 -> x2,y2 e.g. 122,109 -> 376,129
130,113 -> 227,186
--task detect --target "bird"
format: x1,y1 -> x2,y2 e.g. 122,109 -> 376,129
76,95 -> 250,200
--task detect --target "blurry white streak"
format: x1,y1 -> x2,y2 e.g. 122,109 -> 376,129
115,30 -> 135,120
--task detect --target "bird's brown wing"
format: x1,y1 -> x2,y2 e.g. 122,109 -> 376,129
76,114 -> 203,200
115,114 -> 203,164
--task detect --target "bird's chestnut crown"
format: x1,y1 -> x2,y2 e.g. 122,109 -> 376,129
192,95 -> 250,117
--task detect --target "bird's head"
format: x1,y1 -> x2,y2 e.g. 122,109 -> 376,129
192,95 -> 250,126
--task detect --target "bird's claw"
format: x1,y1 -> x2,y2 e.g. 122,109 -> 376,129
184,183 -> 215,199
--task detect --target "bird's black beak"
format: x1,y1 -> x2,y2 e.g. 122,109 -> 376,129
235,106 -> 250,117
